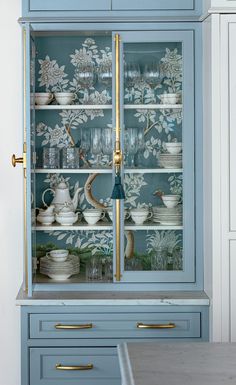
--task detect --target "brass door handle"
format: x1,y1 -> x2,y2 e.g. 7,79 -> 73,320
12,154 -> 23,167
137,322 -> 176,329
55,323 -> 93,330
56,363 -> 93,371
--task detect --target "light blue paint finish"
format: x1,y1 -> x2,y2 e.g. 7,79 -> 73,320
112,0 -> 195,11
25,24 -> 33,296
21,0 -> 202,18
30,347 -> 121,385
30,0 -> 111,11
21,308 -> 30,385
30,311 -> 200,339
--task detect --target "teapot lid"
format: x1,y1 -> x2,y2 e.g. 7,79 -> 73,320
57,181 -> 68,189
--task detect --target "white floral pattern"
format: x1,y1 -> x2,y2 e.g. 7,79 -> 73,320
38,55 -> 69,92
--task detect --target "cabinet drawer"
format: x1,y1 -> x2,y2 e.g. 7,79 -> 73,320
30,312 -> 200,339
29,0 -> 111,11
30,347 -> 120,385
112,0 -> 194,11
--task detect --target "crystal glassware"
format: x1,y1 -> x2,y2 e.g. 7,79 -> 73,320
86,257 -> 103,281
97,62 -> 112,86
102,127 -> 113,166
43,147 -> 60,169
75,62 -> 96,88
151,247 -> 168,271
136,127 -> 145,167
143,63 -> 160,87
104,257 -> 113,281
91,128 -> 102,167
124,63 -> 141,88
173,247 -> 183,271
62,147 -> 80,169
127,127 -> 138,167
80,128 -> 91,166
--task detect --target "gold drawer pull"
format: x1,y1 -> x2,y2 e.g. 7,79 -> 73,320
55,323 -> 93,330
137,322 -> 176,329
56,363 -> 93,371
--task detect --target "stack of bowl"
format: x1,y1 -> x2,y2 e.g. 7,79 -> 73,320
40,250 -> 80,280
159,142 -> 182,169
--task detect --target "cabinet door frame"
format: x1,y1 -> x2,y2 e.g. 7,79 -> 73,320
114,30 -> 195,283
25,22 -> 203,292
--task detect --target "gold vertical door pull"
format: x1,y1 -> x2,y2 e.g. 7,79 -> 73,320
114,33 -> 122,282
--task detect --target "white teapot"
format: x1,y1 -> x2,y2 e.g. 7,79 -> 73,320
42,181 -> 83,213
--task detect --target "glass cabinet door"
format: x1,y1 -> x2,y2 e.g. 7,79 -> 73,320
115,31 -> 195,283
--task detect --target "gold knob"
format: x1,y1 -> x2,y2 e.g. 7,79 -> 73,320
12,154 -> 23,167
56,364 -> 93,371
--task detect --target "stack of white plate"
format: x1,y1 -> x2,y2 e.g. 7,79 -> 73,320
153,205 -> 183,226
159,153 -> 182,169
40,254 -> 80,280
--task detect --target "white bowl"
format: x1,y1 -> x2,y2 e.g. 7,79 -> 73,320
56,213 -> 78,226
35,92 -> 53,105
47,273 -> 71,280
83,214 -> 102,225
162,195 -> 180,208
160,93 -> 179,105
47,249 -> 69,262
54,92 -> 75,105
165,142 -> 182,155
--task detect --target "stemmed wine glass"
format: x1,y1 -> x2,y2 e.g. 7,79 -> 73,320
127,128 -> 138,168
102,127 -> 113,166
143,63 -> 160,87
124,63 -> 141,88
75,62 -> 96,88
91,128 -> 102,167
97,62 -> 112,86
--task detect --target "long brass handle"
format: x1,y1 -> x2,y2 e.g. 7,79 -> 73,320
55,323 -> 93,330
56,363 -> 93,371
137,322 -> 176,329
12,154 -> 23,167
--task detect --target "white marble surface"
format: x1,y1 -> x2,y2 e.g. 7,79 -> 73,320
118,342 -> 236,385
16,288 -> 209,306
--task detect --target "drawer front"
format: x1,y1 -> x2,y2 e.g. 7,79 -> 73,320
30,347 -> 120,385
30,312 -> 200,339
112,0 -> 194,11
29,0 -> 111,11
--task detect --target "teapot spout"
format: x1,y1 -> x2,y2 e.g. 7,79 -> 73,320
72,186 -> 83,211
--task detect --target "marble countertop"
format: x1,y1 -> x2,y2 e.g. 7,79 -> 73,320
118,342 -> 236,385
16,288 -> 209,306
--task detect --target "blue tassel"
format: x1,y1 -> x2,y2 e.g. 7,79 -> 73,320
111,173 -> 125,200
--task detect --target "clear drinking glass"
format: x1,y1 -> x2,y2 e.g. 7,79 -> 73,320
97,62 -> 112,86
86,257 -> 103,281
127,128 -> 138,167
125,63 -> 141,88
143,63 -> 160,87
80,128 -> 91,166
62,147 -> 80,169
75,62 -> 96,88
104,257 -> 113,281
136,127 -> 145,167
151,247 -> 168,271
102,127 -> 113,165
173,247 -> 183,271
91,128 -> 102,167
43,148 -> 60,169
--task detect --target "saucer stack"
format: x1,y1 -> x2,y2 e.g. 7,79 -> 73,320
153,205 -> 182,226
159,153 -> 182,169
40,254 -> 80,280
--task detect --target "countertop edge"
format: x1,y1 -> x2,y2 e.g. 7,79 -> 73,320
118,343 -> 135,385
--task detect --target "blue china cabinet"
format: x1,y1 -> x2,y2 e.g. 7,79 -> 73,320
14,1 -> 209,384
